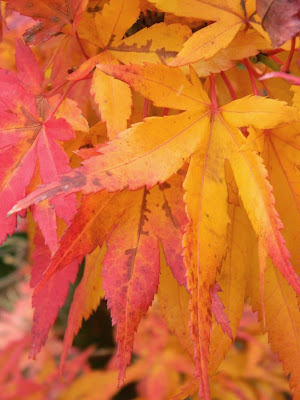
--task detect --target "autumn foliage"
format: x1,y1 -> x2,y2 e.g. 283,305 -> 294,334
1,0 -> 300,399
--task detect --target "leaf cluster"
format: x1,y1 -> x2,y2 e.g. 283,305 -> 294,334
1,1 -> 300,399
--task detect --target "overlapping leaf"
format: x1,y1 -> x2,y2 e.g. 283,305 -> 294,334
191,30 -> 269,77
29,222 -> 79,358
10,61 -> 300,398
0,40 -> 87,247
6,0 -> 88,43
72,0 -> 191,138
30,172 -> 187,382
209,165 -> 255,374
257,0 -> 300,47
149,0 -> 270,66
242,114 -> 300,395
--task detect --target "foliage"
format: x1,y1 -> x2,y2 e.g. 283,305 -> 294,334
1,0 -> 300,399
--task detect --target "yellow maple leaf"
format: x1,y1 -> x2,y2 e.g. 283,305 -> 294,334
149,0 -> 270,66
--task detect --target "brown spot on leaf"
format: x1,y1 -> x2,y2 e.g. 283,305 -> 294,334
87,6 -> 101,12
177,168 -> 186,176
92,177 -> 101,186
24,22 -> 44,43
139,189 -> 151,236
125,248 -> 137,278
159,182 -> 171,191
60,170 -> 87,189
162,195 -> 179,228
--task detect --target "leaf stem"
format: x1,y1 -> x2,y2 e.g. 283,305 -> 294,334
243,58 -> 258,96
259,71 -> 300,85
281,36 -> 296,73
75,31 -> 89,60
46,81 -> 77,121
209,74 -> 218,107
220,71 -> 237,100
264,48 -> 284,56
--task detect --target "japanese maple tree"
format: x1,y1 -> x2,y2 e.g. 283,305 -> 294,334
1,0 -> 300,399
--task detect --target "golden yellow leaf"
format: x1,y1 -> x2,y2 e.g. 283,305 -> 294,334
209,182 -> 255,374
91,64 -> 132,138
222,96 -> 299,128
158,252 -> 192,356
248,256 -> 300,398
169,20 -> 241,67
110,22 -> 191,64
77,0 -> 139,49
183,117 -> 229,398
148,0 -> 237,21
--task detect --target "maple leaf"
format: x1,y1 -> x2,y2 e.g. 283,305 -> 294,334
149,0 -> 269,66
158,256 -> 193,357
73,0 -> 141,138
248,255 -> 300,398
191,30 -> 270,78
27,172 -> 187,382
243,115 -> 300,395
6,0 -> 88,44
72,0 -> 191,138
78,0 -> 140,49
209,165 -> 256,375
29,224 -> 79,358
257,0 -> 300,47
10,62 -> 300,398
0,40 -> 87,247
41,34 -> 89,100
102,180 -> 187,382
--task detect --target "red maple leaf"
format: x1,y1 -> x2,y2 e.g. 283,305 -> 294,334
0,39 -> 81,249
